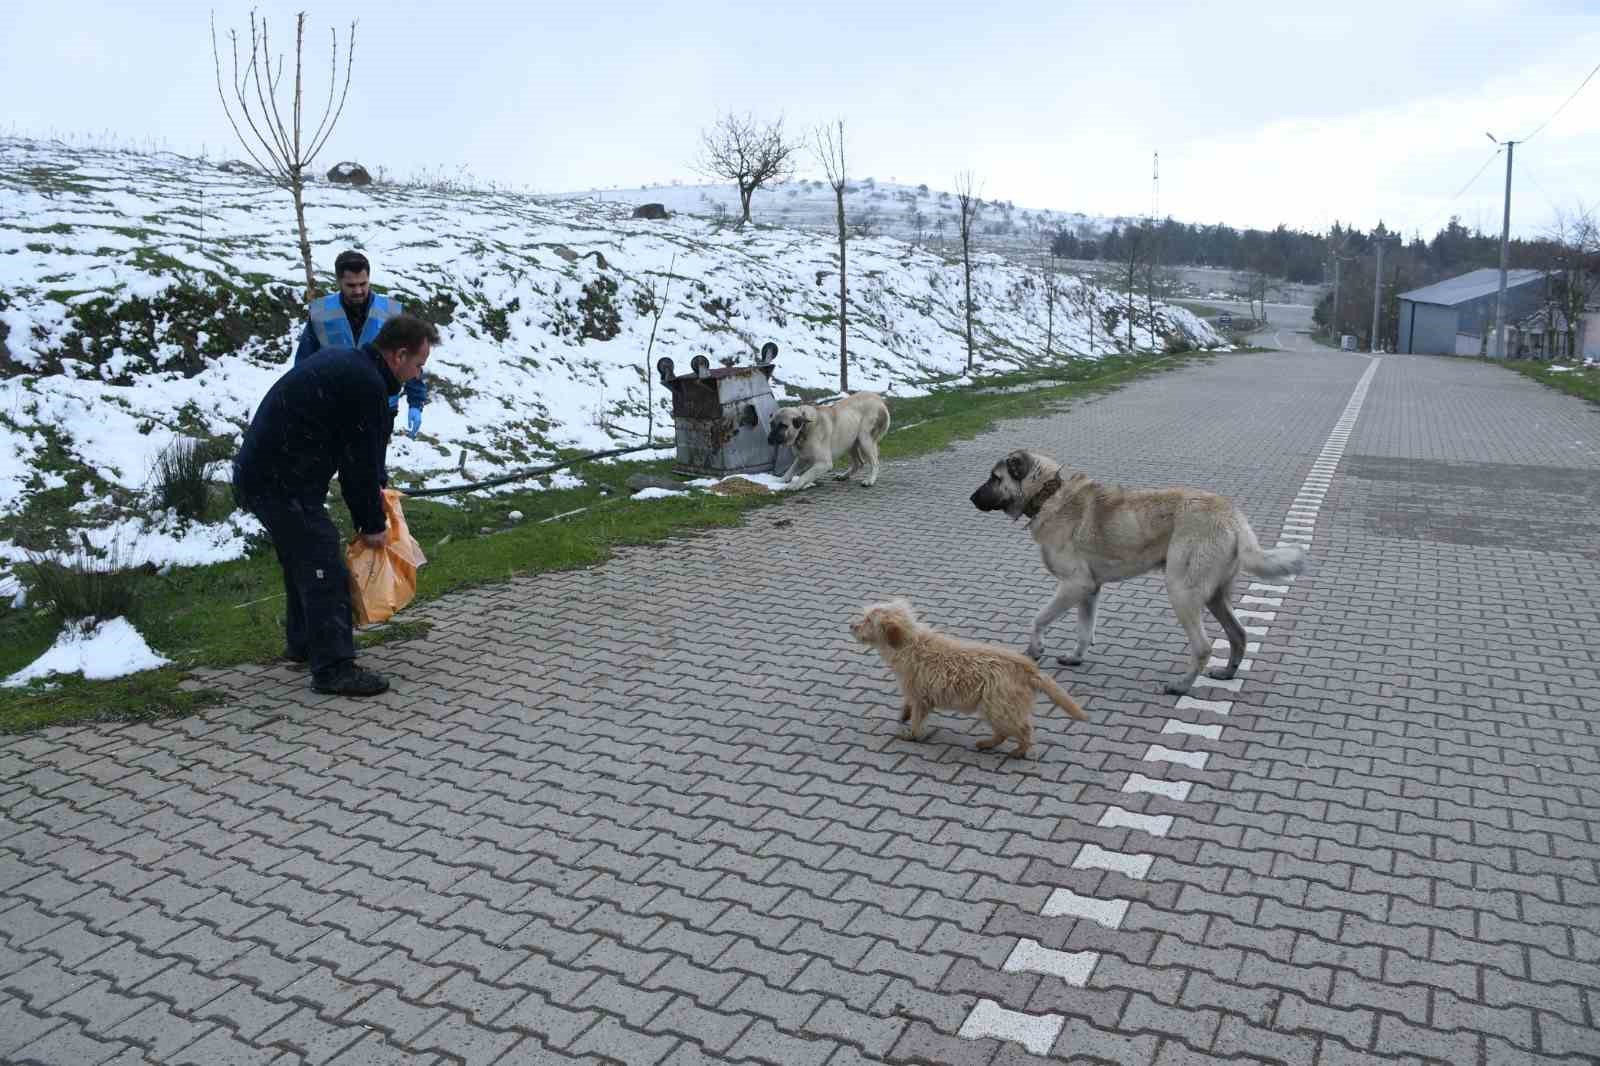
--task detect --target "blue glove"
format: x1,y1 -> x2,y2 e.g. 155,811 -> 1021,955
406,406 -> 422,438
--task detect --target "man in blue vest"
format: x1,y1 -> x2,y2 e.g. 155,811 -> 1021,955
236,313 -> 438,696
295,251 -> 429,474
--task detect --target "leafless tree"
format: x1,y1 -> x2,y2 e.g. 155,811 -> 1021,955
1122,224 -> 1151,350
906,205 -> 928,249
850,207 -> 880,239
1248,269 -> 1269,324
641,255 -> 677,441
697,112 -> 799,226
814,119 -> 849,391
955,171 -> 983,371
1544,202 -> 1600,358
1035,227 -> 1059,360
211,10 -> 356,302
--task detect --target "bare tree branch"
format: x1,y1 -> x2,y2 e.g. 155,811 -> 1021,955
251,15 -> 294,165
210,14 -> 279,179
813,119 -> 848,391
697,112 -> 799,226
210,9 -> 357,300
307,22 -> 357,160
955,171 -> 983,371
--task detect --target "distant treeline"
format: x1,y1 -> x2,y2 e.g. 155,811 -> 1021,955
1051,216 -> 1576,286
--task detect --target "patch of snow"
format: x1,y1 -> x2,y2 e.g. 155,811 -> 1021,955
632,487 -> 689,500
0,135 -> 1224,556
687,472 -> 789,491
2,616 -> 171,687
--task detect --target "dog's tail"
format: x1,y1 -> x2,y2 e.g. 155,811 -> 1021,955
872,403 -> 891,442
1235,513 -> 1308,578
1031,671 -> 1089,721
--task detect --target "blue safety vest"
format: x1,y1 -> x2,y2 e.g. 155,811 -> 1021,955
308,292 -> 401,349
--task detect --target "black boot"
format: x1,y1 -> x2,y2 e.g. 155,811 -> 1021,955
312,662 -> 390,697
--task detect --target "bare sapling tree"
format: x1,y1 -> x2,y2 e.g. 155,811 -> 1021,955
642,254 -> 678,441
814,119 -> 850,392
955,171 -> 983,372
697,112 -> 800,226
1036,228 -> 1059,360
1123,224 -> 1149,350
211,10 -> 355,302
1142,230 -> 1161,349
906,205 -> 927,249
1075,284 -> 1096,357
1249,269 -> 1269,324
1546,202 -> 1600,358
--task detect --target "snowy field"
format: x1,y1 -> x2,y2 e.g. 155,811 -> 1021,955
550,175 -> 1118,254
0,135 -> 1222,617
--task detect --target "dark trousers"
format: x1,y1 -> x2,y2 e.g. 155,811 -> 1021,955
238,490 -> 356,677
381,408 -> 397,486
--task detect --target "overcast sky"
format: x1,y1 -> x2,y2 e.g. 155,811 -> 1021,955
4,1 -> 1596,240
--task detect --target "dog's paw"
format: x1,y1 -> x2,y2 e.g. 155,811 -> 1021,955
1206,667 -> 1237,680
896,726 -> 926,742
1024,643 -> 1044,662
1164,680 -> 1194,695
861,480 -> 876,488
1057,654 -> 1084,667
832,472 -> 850,482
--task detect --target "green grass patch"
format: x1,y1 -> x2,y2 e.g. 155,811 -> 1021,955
881,351 -> 1216,459
0,346 -> 1226,732
1496,358 -> 1600,406
358,618 -> 434,650
1172,300 -> 1229,319
0,669 -> 222,734
0,461 -> 776,732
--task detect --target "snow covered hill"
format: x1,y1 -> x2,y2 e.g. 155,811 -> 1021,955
0,136 -> 1221,594
550,176 -> 1118,255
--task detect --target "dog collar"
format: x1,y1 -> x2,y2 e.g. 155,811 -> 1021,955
1022,474 -> 1063,519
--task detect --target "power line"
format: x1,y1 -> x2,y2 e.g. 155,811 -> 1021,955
1448,147 -> 1503,204
1521,57 -> 1600,144
1411,147 -> 1502,243
1518,158 -> 1565,221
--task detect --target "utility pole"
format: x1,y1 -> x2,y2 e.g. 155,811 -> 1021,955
1328,233 -> 1355,346
1332,256 -> 1343,342
1487,133 -> 1515,357
1370,236 -> 1396,353
1152,150 -> 1159,221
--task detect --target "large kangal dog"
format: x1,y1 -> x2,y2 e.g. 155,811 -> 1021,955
767,392 -> 890,490
971,449 -> 1306,694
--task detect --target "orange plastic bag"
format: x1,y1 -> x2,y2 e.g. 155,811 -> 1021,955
346,489 -> 428,625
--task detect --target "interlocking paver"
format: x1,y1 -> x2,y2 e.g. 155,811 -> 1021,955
6,350 -> 1600,1064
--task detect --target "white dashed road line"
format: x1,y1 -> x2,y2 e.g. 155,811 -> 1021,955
959,358 -> 1384,1056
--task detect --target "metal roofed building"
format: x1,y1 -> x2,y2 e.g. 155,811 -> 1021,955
1396,267 -> 1544,356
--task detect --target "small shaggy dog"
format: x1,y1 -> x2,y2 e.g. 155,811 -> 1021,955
850,598 -> 1088,758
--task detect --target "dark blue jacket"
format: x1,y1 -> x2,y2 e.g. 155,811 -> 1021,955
295,293 -> 427,413
235,343 -> 400,534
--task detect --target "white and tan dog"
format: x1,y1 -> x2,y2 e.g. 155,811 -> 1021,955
767,391 -> 890,490
971,448 -> 1307,695
851,597 -> 1088,759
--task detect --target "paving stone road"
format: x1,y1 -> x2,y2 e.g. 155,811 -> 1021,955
3,349 -> 1598,1066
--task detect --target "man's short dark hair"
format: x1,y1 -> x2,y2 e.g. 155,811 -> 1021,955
334,250 -> 370,278
374,313 -> 440,353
